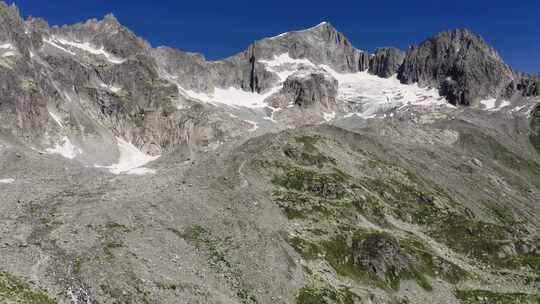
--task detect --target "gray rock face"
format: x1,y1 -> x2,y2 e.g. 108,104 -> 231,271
368,47 -> 405,78
398,29 -> 515,105
152,22 -> 370,96
506,76 -> 540,97
266,68 -> 338,108
351,233 -> 414,282
250,22 -> 370,73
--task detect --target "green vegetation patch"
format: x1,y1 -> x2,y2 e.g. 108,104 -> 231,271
358,176 -> 453,225
296,285 -> 360,304
280,136 -> 336,168
0,272 -> 57,304
429,215 -> 509,265
456,289 -> 540,304
272,166 -> 349,199
295,231 -> 467,291
169,225 -> 231,269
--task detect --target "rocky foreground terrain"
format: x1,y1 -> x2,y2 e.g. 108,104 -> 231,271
0,2 -> 539,303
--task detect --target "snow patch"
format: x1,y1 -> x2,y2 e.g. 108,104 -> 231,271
182,86 -> 280,109
496,100 -> 511,110
0,43 -> 14,50
259,53 -> 316,81
95,138 -> 159,175
43,38 -> 76,55
480,98 -> 511,111
49,110 -> 64,127
269,21 -> 328,40
0,178 -> 15,184
45,36 -> 126,64
323,111 -> 336,121
243,120 -> 259,132
99,83 -> 122,93
2,51 -> 17,57
46,137 -> 82,159
0,43 -> 17,57
323,68 -> 446,118
480,98 -> 497,110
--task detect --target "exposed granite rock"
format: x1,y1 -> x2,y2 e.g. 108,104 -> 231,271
398,29 -> 515,105
368,47 -> 405,78
351,232 -> 415,282
505,76 -> 540,97
249,22 -> 370,73
266,68 -> 338,108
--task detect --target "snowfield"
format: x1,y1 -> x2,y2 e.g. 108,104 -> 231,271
0,178 -> 15,184
479,98 -> 511,111
95,138 -> 159,175
44,36 -> 126,64
46,136 -> 82,159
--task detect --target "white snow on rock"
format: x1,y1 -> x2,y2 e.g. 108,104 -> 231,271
48,110 -> 64,127
43,38 -> 76,55
96,137 -> 159,175
480,98 -> 497,110
182,86 -> 281,109
260,53 -> 448,118
268,21 -> 328,40
479,98 -> 511,111
46,136 -> 82,159
0,43 -> 14,50
99,83 -> 122,93
0,178 -> 15,184
167,51 -> 451,117
259,53 -> 315,82
2,51 -> 17,57
323,67 -> 447,118
45,36 -> 126,64
0,43 -> 17,57
323,111 -> 336,121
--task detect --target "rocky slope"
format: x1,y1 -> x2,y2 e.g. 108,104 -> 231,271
0,2 -> 540,304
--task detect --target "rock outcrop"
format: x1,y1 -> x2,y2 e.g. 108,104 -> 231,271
266,68 -> 338,109
506,76 -> 540,97
398,29 -> 515,105
368,47 -> 405,78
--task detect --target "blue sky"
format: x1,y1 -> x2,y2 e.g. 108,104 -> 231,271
9,0 -> 540,73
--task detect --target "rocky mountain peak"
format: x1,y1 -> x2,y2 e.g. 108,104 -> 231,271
399,28 -> 515,105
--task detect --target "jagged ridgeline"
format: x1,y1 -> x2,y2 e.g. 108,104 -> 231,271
0,1 -> 539,304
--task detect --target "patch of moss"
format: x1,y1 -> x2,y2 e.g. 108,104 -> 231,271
0,272 -> 57,304
296,285 -> 360,304
288,236 -> 322,260
455,289 -> 540,304
358,177 -> 449,225
488,205 -> 518,226
501,254 -> 540,274
272,167 -> 349,199
295,136 -> 320,153
429,215 -> 508,265
170,225 -> 232,269
156,282 -> 178,290
318,231 -> 447,291
103,241 -> 123,258
237,288 -> 258,304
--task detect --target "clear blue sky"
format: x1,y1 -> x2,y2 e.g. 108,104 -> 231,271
9,0 -> 540,74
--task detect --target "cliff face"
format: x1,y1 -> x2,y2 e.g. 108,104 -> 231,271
398,29 -> 516,105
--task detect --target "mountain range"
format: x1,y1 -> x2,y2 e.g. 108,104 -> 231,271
0,2 -> 539,303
